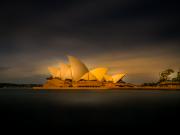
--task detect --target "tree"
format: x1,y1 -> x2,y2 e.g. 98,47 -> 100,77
159,69 -> 174,82
177,71 -> 180,82
172,69 -> 180,82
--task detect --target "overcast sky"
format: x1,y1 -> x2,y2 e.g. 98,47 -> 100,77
0,0 -> 180,84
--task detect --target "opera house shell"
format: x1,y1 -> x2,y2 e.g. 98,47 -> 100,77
42,55 -> 127,89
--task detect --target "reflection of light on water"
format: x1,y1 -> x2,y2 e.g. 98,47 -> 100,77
52,93 -> 116,105
34,90 -> 179,107
43,91 -> 135,106
47,90 -> 161,106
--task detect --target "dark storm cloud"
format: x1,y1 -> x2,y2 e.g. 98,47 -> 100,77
0,0 -> 180,83
0,67 -> 11,72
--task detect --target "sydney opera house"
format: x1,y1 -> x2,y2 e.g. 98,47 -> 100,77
40,56 -> 129,89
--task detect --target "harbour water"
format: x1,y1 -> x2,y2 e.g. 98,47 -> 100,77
0,89 -> 180,132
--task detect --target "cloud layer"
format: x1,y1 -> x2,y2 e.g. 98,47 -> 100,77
0,0 -> 179,84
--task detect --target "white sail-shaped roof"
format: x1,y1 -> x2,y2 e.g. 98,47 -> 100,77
60,63 -> 72,80
68,56 -> 89,81
112,73 -> 126,83
90,68 -> 108,82
104,74 -> 113,82
80,72 -> 97,81
48,67 -> 61,78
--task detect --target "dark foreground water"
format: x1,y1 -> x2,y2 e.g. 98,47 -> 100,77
0,89 -> 180,132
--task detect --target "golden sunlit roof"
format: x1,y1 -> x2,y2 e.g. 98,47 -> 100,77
90,68 -> 108,82
104,74 -> 113,82
48,67 -> 61,78
68,55 -> 89,81
80,72 -> 97,81
112,73 -> 126,83
47,56 -> 126,83
59,63 -> 72,80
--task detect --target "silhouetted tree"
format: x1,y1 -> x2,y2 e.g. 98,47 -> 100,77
159,69 -> 174,82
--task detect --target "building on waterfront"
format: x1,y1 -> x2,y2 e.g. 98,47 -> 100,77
42,55 -> 127,88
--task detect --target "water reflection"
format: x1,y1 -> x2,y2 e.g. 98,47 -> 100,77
31,90 -> 180,106
0,89 -> 180,129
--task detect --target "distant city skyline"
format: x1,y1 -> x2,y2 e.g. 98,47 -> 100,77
0,0 -> 179,84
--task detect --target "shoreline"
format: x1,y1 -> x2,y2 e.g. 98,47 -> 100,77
0,87 -> 179,90
33,87 -> 180,90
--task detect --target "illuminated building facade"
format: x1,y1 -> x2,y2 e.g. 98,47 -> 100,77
42,55 -> 127,88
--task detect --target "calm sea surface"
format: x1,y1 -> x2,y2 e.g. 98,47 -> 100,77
0,89 -> 180,131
